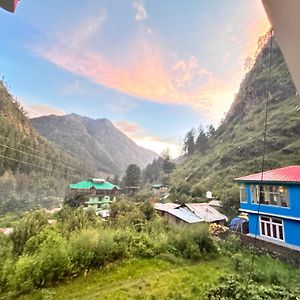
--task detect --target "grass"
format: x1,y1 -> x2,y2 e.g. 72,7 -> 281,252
19,256 -> 233,300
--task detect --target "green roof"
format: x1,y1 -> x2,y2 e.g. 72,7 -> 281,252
69,179 -> 120,190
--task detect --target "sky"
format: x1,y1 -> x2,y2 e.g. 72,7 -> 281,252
0,0 -> 269,157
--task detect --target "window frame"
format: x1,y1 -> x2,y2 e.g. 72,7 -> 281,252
259,216 -> 285,242
239,184 -> 247,203
250,184 -> 289,208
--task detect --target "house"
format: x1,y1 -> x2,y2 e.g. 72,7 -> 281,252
183,203 -> 227,225
69,178 -> 120,216
235,165 -> 300,249
154,203 -> 202,225
152,184 -> 169,195
154,202 -> 228,226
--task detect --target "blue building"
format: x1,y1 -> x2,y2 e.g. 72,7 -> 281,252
235,166 -> 300,248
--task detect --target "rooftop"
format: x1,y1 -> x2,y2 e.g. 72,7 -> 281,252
235,166 -> 300,184
154,203 -> 228,224
69,178 -> 120,190
184,203 -> 227,222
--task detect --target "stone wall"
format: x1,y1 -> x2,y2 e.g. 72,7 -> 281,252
237,233 -> 300,265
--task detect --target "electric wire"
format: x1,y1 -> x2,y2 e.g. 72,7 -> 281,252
0,153 -> 79,177
0,143 -> 81,173
0,135 -> 91,175
246,29 -> 274,287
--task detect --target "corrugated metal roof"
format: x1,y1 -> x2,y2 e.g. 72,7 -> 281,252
184,203 -> 227,222
69,179 -> 120,190
235,166 -> 300,183
167,207 -> 203,224
154,203 -> 180,211
154,203 -> 202,224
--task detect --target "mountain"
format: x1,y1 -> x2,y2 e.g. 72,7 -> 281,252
31,114 -> 158,175
170,39 -> 300,216
0,80 -> 92,214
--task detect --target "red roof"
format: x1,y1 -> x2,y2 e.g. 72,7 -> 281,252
235,166 -> 300,183
0,0 -> 19,13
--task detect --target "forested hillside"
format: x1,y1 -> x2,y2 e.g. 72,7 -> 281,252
170,39 -> 300,216
31,114 -> 158,175
0,81 -> 92,214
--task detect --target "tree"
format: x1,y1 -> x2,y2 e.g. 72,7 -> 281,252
206,124 -> 216,139
142,158 -> 163,183
161,148 -> 175,174
183,129 -> 196,155
195,126 -> 208,153
124,164 -> 141,187
111,174 -> 120,186
64,192 -> 88,208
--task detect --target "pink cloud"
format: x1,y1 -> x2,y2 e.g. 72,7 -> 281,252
32,8 -> 269,123
22,103 -> 65,118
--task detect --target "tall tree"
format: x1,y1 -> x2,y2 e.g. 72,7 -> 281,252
161,148 -> 175,174
196,126 -> 208,153
206,124 -> 216,139
183,129 -> 196,155
124,164 -> 141,187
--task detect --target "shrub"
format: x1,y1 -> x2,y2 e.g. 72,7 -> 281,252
8,255 -> 39,294
57,206 -> 98,234
204,276 -> 300,299
34,231 -> 70,286
221,234 -> 241,254
68,229 -> 99,272
169,224 -> 217,260
10,210 -> 49,255
94,230 -> 117,265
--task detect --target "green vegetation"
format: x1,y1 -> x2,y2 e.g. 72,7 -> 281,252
1,202 -> 300,299
170,39 -> 300,218
124,163 -> 142,187
0,201 -> 217,298
19,257 -> 232,300
0,80 -> 91,215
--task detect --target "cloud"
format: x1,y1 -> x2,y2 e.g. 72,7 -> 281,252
32,5 -> 269,124
33,19 -> 232,122
133,0 -> 147,21
114,120 -> 181,157
22,103 -> 65,118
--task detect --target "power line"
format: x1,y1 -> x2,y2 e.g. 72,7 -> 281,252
0,135 -> 91,176
246,29 -> 274,287
0,153 -> 79,178
0,142 -> 81,174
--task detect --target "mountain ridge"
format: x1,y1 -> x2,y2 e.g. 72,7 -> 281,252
31,113 -> 158,175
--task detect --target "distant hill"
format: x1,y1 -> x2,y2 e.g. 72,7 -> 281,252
31,114 -> 158,175
170,39 -> 300,216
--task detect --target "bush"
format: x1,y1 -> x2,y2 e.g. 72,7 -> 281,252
33,231 -> 70,287
56,206 -> 98,234
204,276 -> 300,299
8,255 -> 39,294
68,229 -> 99,272
169,224 -> 217,260
221,234 -> 241,254
10,210 -> 49,255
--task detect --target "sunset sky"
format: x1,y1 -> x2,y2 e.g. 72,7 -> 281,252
0,0 -> 269,156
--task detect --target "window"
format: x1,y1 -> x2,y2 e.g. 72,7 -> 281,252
240,184 -> 247,202
250,185 -> 289,207
260,216 -> 284,241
